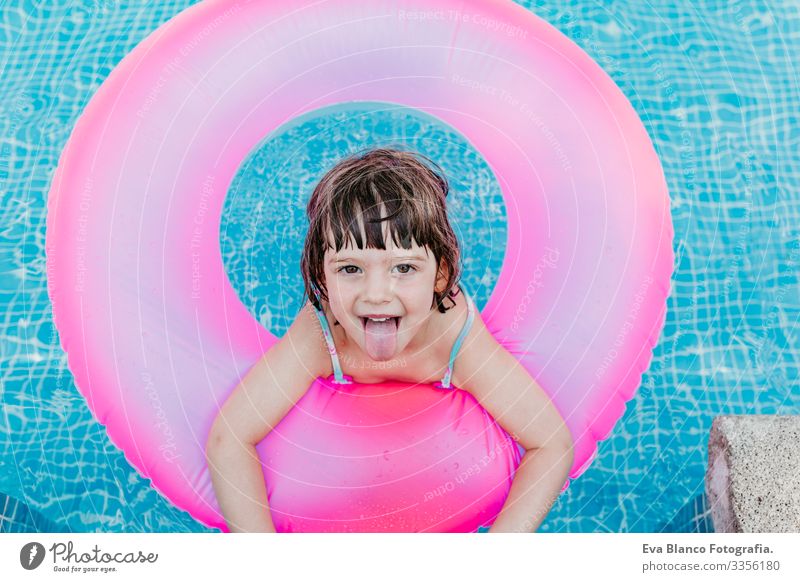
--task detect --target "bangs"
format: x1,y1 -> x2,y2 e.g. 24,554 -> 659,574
324,182 -> 435,254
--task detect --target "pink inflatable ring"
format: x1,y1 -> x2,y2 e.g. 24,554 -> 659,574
46,0 -> 673,532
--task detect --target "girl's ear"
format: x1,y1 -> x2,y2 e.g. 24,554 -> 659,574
434,258 -> 449,293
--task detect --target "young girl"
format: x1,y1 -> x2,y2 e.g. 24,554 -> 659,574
206,147 -> 574,533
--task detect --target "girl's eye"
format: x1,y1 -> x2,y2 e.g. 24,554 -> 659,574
337,264 -> 416,275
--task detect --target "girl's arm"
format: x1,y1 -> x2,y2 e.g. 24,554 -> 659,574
451,316 -> 574,533
205,303 -> 328,532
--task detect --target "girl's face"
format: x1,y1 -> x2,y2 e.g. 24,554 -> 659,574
322,233 -> 446,361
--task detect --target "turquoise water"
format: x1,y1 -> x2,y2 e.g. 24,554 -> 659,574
2,0 -> 799,533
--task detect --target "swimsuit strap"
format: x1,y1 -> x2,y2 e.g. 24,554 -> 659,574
435,283 -> 476,390
310,285 -> 353,385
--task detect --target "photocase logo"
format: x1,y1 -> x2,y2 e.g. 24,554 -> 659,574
19,542 -> 46,570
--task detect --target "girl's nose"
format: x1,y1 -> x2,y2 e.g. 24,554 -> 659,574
363,271 -> 393,304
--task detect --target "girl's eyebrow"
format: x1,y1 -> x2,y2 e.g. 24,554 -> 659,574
331,252 -> 427,263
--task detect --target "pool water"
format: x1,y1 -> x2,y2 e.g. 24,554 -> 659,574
2,0 -> 799,532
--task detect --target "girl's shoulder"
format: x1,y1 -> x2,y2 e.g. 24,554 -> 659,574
282,301 -> 335,380
422,288 -> 485,384
449,303 -> 506,392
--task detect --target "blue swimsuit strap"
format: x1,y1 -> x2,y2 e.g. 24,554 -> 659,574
310,285 -> 352,385
309,283 -> 476,388
436,284 -> 476,390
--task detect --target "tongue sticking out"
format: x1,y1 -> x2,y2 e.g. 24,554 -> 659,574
364,318 -> 398,361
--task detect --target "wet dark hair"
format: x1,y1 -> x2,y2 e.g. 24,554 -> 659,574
301,146 -> 462,314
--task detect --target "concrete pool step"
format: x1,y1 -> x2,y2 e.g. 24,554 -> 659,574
706,415 -> 800,533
